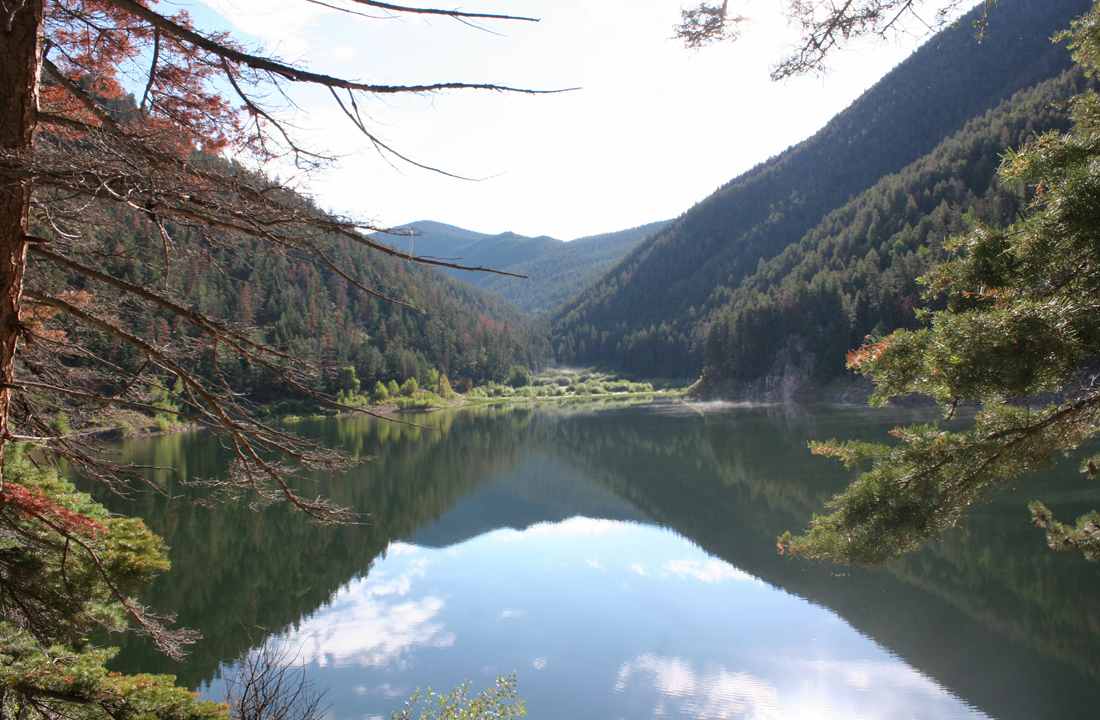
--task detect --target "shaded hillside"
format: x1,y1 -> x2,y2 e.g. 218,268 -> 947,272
552,0 -> 1091,377
388,220 -> 669,315
43,164 -> 549,402
478,221 -> 670,314
700,70 -> 1086,398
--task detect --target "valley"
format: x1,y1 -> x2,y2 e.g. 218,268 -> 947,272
9,1 -> 1100,720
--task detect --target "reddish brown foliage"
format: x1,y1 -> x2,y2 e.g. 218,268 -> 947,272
43,1 -> 242,154
846,338 -> 892,370
1,482 -> 106,537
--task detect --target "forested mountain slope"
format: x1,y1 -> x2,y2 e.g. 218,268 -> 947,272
552,0 -> 1091,377
701,71 -> 1085,398
49,164 -> 548,402
389,220 -> 669,314
478,221 -> 670,314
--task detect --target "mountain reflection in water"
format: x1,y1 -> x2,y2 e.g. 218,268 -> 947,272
96,402 -> 1100,719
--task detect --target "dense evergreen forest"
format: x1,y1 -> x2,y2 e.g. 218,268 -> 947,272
395,220 -> 669,315
701,71 -> 1087,397
37,160 -> 549,403
41,0 -> 1094,405
550,0 -> 1092,381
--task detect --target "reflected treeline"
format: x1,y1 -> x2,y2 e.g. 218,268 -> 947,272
543,404 -> 1100,720
95,403 -> 1100,719
96,407 -> 536,687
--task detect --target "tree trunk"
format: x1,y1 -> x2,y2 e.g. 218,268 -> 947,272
0,1 -> 44,483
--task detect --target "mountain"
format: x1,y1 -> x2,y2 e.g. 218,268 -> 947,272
397,221 -> 561,276
699,70 -> 1086,398
478,221 -> 671,314
57,164 -> 550,402
551,0 -> 1092,378
384,220 -> 670,315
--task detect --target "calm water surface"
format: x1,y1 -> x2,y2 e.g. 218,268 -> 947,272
99,401 -> 1100,719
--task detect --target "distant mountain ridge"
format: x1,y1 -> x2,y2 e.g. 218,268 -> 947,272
551,0 -> 1093,377
379,219 -> 671,315
396,221 -> 561,274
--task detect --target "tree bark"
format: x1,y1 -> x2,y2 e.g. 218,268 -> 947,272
0,0 -> 44,483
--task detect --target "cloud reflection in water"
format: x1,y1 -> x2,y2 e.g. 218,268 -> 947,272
274,556 -> 454,670
614,653 -> 992,720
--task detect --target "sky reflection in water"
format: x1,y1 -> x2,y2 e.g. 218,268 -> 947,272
245,516 -> 987,720
107,404 -> 1098,719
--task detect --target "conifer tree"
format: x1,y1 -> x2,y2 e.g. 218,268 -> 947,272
781,2 -> 1100,564
0,2 -> 549,717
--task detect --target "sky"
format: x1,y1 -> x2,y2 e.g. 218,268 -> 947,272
183,0 -> 983,240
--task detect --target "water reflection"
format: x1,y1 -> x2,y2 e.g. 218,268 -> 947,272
281,558 -> 454,670
96,403 -> 1100,719
612,653 -> 990,720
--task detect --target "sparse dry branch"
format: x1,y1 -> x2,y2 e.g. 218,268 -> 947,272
678,0 -> 994,79
0,0 -> 553,684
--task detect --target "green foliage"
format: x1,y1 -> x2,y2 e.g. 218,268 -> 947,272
400,378 -> 420,397
437,374 -> 457,399
386,380 -> 401,398
505,365 -> 532,388
335,366 -> 361,395
701,68 -> 1084,394
0,629 -> 225,720
0,452 -> 226,720
553,0 -> 1090,377
372,381 -> 391,403
52,412 -> 71,436
57,165 -> 547,411
785,8 -> 1100,563
391,676 -> 524,720
466,369 -> 668,404
394,392 -> 446,411
149,378 -> 184,432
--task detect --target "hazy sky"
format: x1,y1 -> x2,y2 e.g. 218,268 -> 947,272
188,0 -> 983,239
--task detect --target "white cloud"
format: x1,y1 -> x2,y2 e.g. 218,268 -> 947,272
274,560 -> 454,669
615,654 -> 779,720
663,559 -> 763,585
629,562 -> 649,577
795,658 -> 956,696
386,542 -> 419,557
614,653 -> 993,720
491,516 -> 632,543
499,609 -> 525,621
355,683 -> 406,699
532,657 -> 548,671
199,0 -> 324,55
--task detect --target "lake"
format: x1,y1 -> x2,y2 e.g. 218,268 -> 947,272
98,401 -> 1100,719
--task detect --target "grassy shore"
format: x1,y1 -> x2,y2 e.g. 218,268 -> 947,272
278,368 -> 689,422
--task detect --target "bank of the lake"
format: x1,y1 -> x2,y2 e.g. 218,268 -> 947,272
283,368 -> 689,421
